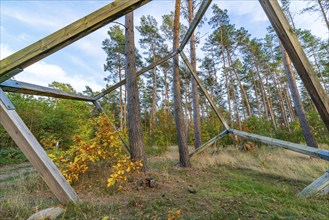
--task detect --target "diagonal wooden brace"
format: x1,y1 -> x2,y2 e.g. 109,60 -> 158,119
180,51 -> 229,129
0,88 -> 79,204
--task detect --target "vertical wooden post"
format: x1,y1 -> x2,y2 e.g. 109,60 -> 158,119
259,0 -> 329,131
0,89 -> 79,204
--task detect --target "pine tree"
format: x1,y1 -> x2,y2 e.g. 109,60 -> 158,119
125,12 -> 147,170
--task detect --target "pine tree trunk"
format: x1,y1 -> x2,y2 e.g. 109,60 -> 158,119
173,0 -> 190,167
317,0 -> 329,31
227,50 -> 252,118
125,12 -> 148,170
265,72 -> 277,130
251,70 -> 263,118
272,71 -> 290,129
118,51 -> 123,130
219,33 -> 233,127
311,46 -> 328,93
280,42 -> 318,148
150,65 -> 157,147
188,0 -> 202,150
230,70 -> 241,130
252,55 -> 270,120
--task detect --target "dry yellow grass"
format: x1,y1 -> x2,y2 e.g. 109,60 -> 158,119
192,144 -> 329,183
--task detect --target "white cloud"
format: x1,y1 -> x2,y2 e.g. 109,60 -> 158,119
217,1 -> 267,22
1,7 -> 61,29
0,44 -> 14,58
16,62 -> 104,92
1,44 -> 104,93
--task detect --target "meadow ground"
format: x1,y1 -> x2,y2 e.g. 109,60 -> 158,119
1,144 -> 328,219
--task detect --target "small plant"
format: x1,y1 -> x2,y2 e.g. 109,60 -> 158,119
167,209 -> 181,220
49,114 -> 143,189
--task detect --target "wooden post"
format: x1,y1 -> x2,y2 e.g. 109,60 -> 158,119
299,170 -> 329,197
259,0 -> 329,131
0,0 -> 151,82
180,51 -> 229,129
0,89 -> 79,204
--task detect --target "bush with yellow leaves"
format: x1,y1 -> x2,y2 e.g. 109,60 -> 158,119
49,114 -> 143,189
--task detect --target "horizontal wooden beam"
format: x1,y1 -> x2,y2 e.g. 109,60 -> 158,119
0,0 -> 151,82
190,130 -> 228,158
300,170 -> 329,197
228,129 -> 329,161
180,51 -> 229,129
0,89 -> 79,204
0,80 -> 95,101
94,51 -> 177,100
259,0 -> 329,131
179,0 -> 212,51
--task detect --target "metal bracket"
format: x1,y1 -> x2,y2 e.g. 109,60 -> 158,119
0,68 -> 23,83
0,88 -> 15,110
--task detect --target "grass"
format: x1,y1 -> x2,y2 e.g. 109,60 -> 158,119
0,145 -> 328,219
0,148 -> 27,166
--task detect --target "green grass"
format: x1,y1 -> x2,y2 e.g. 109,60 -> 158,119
0,148 -> 27,166
1,146 -> 328,219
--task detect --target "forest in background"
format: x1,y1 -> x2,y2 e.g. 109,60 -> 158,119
0,1 -> 328,157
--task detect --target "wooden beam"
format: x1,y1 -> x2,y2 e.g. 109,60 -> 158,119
180,51 -> 229,129
299,170 -> 329,197
259,0 -> 329,131
228,129 -> 329,161
0,0 -> 151,82
1,80 -> 95,102
94,51 -> 177,100
190,130 -> 228,158
179,0 -> 212,51
0,89 -> 79,204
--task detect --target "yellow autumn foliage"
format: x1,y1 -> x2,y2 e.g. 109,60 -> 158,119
49,114 -> 143,189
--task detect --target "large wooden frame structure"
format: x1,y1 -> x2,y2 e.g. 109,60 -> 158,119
0,0 -> 328,204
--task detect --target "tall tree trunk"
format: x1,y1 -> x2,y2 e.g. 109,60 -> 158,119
317,0 -> 329,31
173,0 -> 190,167
280,42 -> 318,148
311,46 -> 328,93
252,55 -> 270,120
150,62 -> 157,147
265,73 -> 277,129
164,68 -> 170,115
227,50 -> 252,118
219,31 -> 233,127
118,50 -> 123,130
123,86 -> 127,130
188,0 -> 202,149
250,70 -> 263,118
125,12 -> 147,171
272,70 -> 290,130
230,71 -> 241,130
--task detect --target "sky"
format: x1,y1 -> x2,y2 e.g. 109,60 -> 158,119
1,0 -> 328,93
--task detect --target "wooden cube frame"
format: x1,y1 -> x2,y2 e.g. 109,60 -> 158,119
0,0 -> 328,203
